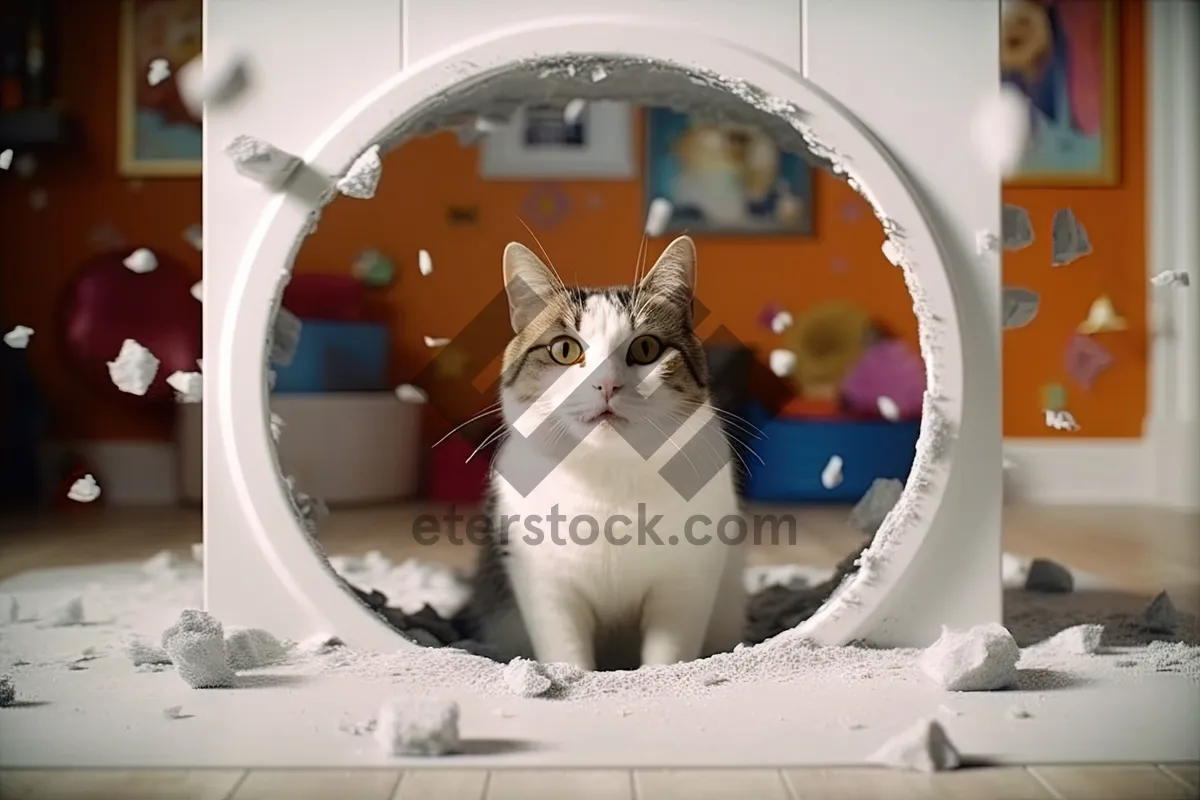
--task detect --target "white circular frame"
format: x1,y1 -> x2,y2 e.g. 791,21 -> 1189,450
218,19 -> 966,658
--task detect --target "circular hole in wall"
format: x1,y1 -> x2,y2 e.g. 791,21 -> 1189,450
238,49 -> 962,675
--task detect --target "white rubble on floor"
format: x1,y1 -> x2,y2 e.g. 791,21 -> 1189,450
1143,591 -> 1179,634
374,698 -> 460,756
161,610 -> 235,689
919,622 -> 1019,691
868,718 -> 962,773
1030,624 -> 1105,655
503,658 -> 553,698
44,596 -> 85,628
225,628 -> 290,671
335,145 -> 383,200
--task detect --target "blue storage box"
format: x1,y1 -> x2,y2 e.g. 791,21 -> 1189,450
272,320 -> 390,393
742,402 -> 921,502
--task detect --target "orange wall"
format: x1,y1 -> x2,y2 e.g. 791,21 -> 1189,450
0,0 -> 1147,444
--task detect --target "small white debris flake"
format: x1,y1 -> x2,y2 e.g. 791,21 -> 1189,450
975,230 -> 999,255
1150,270 -> 1190,289
563,98 -> 587,124
591,65 -> 608,82
877,395 -> 900,421
0,148 -> 12,170
881,238 -> 901,266
1044,409 -> 1080,432
335,144 -> 383,200
68,474 -> 101,503
770,311 -> 793,335
182,223 -> 202,252
225,135 -> 302,189
424,335 -> 451,348
970,84 -> 1032,178
395,384 -> 428,404
269,412 -> 284,443
644,197 -> 673,237
4,325 -> 33,349
107,339 -> 161,396
122,247 -> 158,274
147,58 -> 171,87
418,249 -> 433,276
768,348 -> 796,378
167,371 -> 203,403
190,281 -> 203,302
176,50 -> 249,118
821,455 -> 844,490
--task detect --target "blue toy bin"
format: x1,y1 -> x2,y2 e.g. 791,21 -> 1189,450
742,402 -> 921,502
273,320 -> 390,393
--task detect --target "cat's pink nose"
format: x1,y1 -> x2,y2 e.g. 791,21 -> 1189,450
594,381 -> 622,400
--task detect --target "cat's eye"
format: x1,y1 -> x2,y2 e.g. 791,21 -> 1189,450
627,335 -> 663,365
547,335 -> 585,366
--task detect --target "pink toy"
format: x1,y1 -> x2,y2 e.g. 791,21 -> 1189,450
839,338 -> 926,419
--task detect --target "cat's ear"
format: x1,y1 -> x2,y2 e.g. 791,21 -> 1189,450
640,235 -> 697,308
503,242 -> 561,333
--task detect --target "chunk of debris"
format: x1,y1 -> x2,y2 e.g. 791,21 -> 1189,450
0,675 -> 15,706
123,248 -> 158,274
423,335 -> 451,348
67,474 -> 101,503
182,223 -> 203,252
107,338 -> 160,396
0,148 -> 11,170
1024,558 -> 1074,593
335,144 -> 383,199
1035,624 -> 1104,655
418,249 -> 433,276
869,718 -> 961,773
299,633 -> 344,655
395,384 -> 427,404
1142,591 -> 1178,634
176,50 -> 249,118
821,455 -> 844,490
45,596 -> 85,627
563,98 -> 587,124
161,609 -> 235,688
142,550 -> 182,576
225,627 -> 289,670
167,371 -> 203,403
270,307 -> 302,367
1007,706 -> 1032,720
644,197 -> 673,237
503,658 -> 553,697
768,348 -> 796,378
848,478 -> 904,536
4,325 -> 33,349
224,135 -> 302,189
877,395 -> 900,421
123,634 -> 173,667
374,698 -> 460,756
163,705 -> 185,720
919,622 -> 1019,691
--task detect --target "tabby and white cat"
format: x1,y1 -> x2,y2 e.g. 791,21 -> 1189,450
461,235 -> 745,671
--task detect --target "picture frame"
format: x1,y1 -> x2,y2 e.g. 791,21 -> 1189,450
1001,0 -> 1120,187
479,101 -> 636,180
117,0 -> 203,178
643,107 -> 814,236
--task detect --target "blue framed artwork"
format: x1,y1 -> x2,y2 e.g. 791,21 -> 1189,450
643,107 -> 813,236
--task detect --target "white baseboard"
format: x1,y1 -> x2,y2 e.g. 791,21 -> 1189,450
1002,438 -> 1154,505
38,441 -> 180,507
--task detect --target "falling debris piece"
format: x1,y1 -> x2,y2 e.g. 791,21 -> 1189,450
269,413 -> 284,443
563,98 -> 587,124
424,335 -> 451,348
0,675 -> 15,706
1064,334 -> 1113,391
877,396 -> 900,421
919,622 -> 1019,691
4,325 -> 33,349
167,371 -> 203,403
190,281 -> 203,302
270,307 -> 303,367
503,658 -> 553,697
225,135 -> 302,189
418,249 -> 433,276
46,596 -> 86,627
1150,270 -> 1190,288
67,474 -> 101,503
1142,591 -> 1178,634
1036,624 -> 1104,655
1077,295 -> 1127,335
869,718 -> 962,773
182,224 -> 202,251
1025,558 -> 1075,593
975,230 -> 999,254
336,145 -> 383,199
1044,409 -> 1081,432
1001,552 -> 1031,587
395,384 -> 428,404
849,478 -> 903,536
881,239 -> 901,266
147,58 -> 171,86
770,311 -> 794,335
122,248 -> 158,274
374,698 -> 461,756
969,84 -> 1031,177
0,148 -> 12,169
0,594 -> 18,624
1007,707 -> 1032,720
162,705 -> 185,720
299,633 -> 344,655
1002,204 -> 1034,251
768,349 -> 796,378
1050,208 -> 1092,266
644,197 -> 673,237
161,609 -> 236,689
590,65 -> 608,82
1002,287 -> 1040,329
820,455 -> 844,490
107,339 -> 160,396
176,51 -> 249,118
225,627 -> 289,670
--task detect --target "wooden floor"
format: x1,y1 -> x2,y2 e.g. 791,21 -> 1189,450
0,502 -> 1198,799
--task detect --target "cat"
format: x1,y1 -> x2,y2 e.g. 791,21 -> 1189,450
458,235 -> 746,671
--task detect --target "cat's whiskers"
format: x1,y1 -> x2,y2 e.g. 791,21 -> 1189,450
664,409 -> 743,477
666,408 -> 760,476
640,414 -> 701,482
675,398 -> 768,443
515,215 -> 567,291
466,424 -> 510,463
432,403 -> 504,449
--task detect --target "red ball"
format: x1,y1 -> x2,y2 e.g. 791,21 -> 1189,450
58,247 -> 202,404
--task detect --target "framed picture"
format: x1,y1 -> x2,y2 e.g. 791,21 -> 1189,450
479,101 -> 635,180
643,107 -> 813,236
117,0 -> 203,177
1001,0 -> 1120,186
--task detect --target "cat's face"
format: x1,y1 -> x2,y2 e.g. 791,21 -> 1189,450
499,236 -> 709,452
